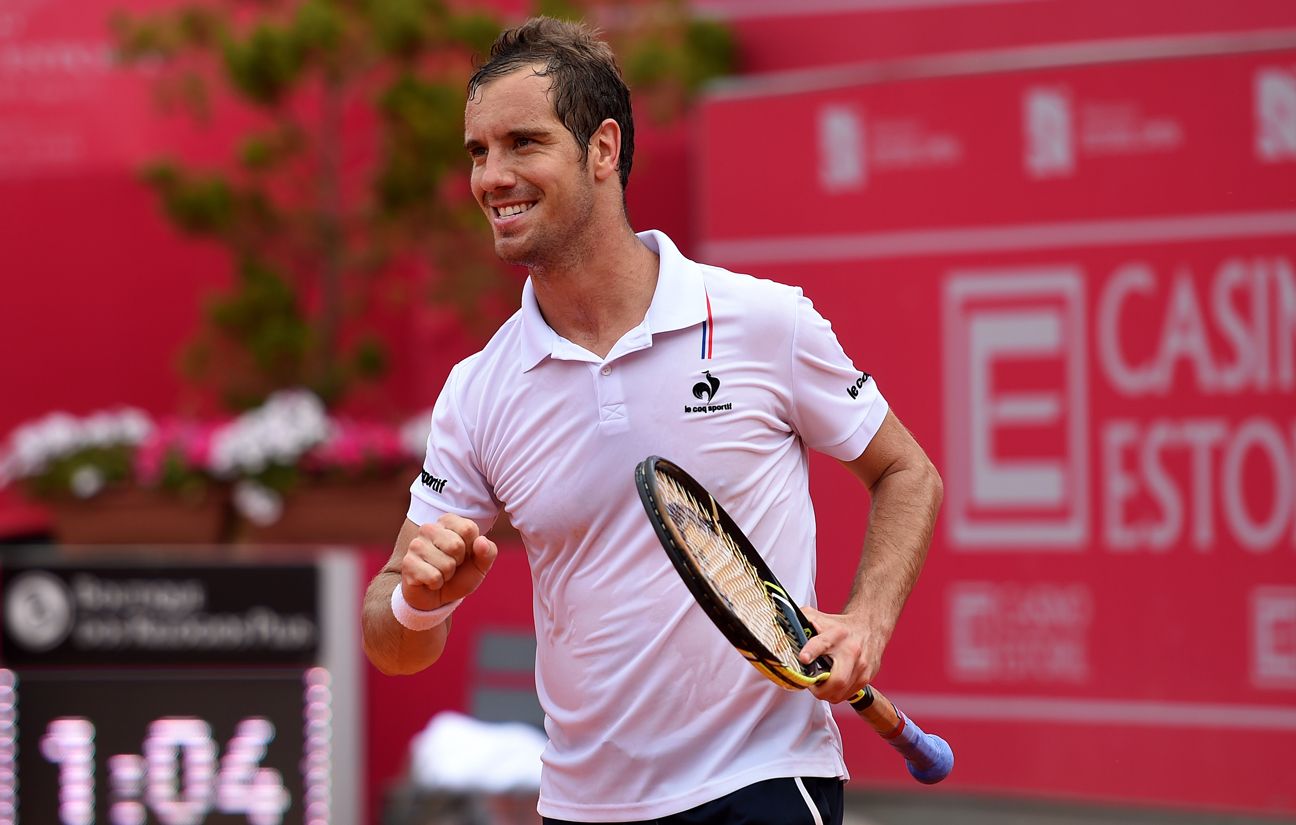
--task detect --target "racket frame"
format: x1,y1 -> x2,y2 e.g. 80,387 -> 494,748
635,454 -> 954,785
635,455 -> 830,691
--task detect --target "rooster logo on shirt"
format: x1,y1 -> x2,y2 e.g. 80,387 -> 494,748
692,370 -> 720,403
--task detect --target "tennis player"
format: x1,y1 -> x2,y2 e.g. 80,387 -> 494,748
361,16 -> 943,825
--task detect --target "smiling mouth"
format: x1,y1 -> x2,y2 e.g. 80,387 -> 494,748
493,202 -> 536,218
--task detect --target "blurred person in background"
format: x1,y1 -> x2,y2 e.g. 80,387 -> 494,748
361,15 -> 942,825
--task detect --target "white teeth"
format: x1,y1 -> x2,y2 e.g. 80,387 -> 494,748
496,202 -> 534,218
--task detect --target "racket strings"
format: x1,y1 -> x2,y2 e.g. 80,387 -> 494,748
657,473 -> 804,673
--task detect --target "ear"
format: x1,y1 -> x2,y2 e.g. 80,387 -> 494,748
588,118 -> 622,183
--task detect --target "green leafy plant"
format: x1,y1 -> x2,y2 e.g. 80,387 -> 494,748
113,0 -> 733,413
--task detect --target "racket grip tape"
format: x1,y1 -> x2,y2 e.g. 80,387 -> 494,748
848,686 -> 953,784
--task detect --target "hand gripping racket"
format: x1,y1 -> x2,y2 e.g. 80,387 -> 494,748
634,455 -> 953,784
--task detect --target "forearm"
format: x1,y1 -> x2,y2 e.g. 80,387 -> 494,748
361,514 -> 498,675
802,411 -> 941,700
361,569 -> 452,675
842,456 -> 943,640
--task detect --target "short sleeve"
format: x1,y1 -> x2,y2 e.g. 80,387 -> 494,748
407,364 -> 500,531
789,292 -> 889,461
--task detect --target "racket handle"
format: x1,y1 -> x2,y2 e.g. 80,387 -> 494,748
848,685 -> 953,784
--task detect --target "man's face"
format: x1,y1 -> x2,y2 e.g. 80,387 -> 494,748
464,66 -> 595,267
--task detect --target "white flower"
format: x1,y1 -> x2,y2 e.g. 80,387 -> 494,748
209,389 -> 332,479
0,407 -> 155,484
232,480 -> 283,526
116,408 -> 154,443
17,413 -> 80,469
83,413 -> 120,447
70,466 -> 106,499
400,409 -> 434,459
81,408 -> 154,448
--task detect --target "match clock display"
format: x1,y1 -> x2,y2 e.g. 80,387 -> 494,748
0,553 -> 362,825
2,669 -> 332,825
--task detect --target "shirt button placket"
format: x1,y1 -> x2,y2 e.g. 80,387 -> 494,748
595,362 -> 628,433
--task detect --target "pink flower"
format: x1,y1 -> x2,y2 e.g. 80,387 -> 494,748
133,418 -> 222,485
185,421 -> 221,468
305,419 -> 408,475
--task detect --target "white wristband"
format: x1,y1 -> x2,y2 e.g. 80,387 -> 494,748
390,585 -> 463,631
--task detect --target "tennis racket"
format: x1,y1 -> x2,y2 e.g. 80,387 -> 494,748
634,455 -> 953,784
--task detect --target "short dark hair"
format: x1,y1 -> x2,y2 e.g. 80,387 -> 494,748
468,17 -> 635,190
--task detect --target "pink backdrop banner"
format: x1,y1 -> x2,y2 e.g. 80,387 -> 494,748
695,0 -> 1296,73
696,40 -> 1296,817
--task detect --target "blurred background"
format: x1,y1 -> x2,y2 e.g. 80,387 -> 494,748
1,0 -> 1294,823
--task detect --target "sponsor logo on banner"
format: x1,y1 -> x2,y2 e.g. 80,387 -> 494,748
816,103 -> 962,193
3,570 -> 75,652
948,581 -> 1092,684
1024,86 -> 1075,178
0,9 -> 115,175
1079,100 -> 1182,156
818,104 -> 866,191
1023,85 -> 1183,179
1255,66 -> 1296,162
870,116 -> 962,171
1,565 -> 319,666
944,257 -> 1296,554
1252,586 -> 1296,688
1097,259 -> 1296,553
943,270 -> 1089,548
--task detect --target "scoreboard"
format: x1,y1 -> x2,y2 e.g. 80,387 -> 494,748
0,550 -> 362,825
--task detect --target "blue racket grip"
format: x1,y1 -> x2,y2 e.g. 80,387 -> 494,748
848,687 -> 953,784
887,708 -> 954,784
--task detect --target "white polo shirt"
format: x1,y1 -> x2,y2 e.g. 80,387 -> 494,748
409,230 -> 888,821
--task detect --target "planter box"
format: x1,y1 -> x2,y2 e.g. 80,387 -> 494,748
236,474 -> 413,547
48,486 -> 229,545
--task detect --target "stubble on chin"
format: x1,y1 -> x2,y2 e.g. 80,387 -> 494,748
492,232 -> 539,268
491,186 -> 597,272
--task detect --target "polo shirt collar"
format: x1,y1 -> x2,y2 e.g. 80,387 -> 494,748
640,229 -> 709,335
518,279 -> 556,371
517,230 -> 707,372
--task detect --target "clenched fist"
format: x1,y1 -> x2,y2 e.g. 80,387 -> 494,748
400,513 -> 498,610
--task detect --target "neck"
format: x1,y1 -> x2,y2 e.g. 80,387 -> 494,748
529,225 -> 659,359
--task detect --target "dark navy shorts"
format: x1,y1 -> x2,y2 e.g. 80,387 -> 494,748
541,776 -> 844,825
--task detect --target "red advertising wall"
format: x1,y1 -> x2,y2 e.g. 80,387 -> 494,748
695,0 -> 1296,72
0,0 -> 693,540
696,37 -> 1296,817
7,0 -> 1296,820
0,3 -> 695,821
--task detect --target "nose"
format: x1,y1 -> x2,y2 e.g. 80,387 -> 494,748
475,150 -> 515,194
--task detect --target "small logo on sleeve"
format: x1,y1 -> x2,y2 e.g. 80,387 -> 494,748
420,470 -> 449,494
846,372 -> 872,399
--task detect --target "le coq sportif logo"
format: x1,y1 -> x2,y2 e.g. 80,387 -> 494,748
686,370 -> 732,415
692,370 -> 720,403
420,469 -> 449,494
